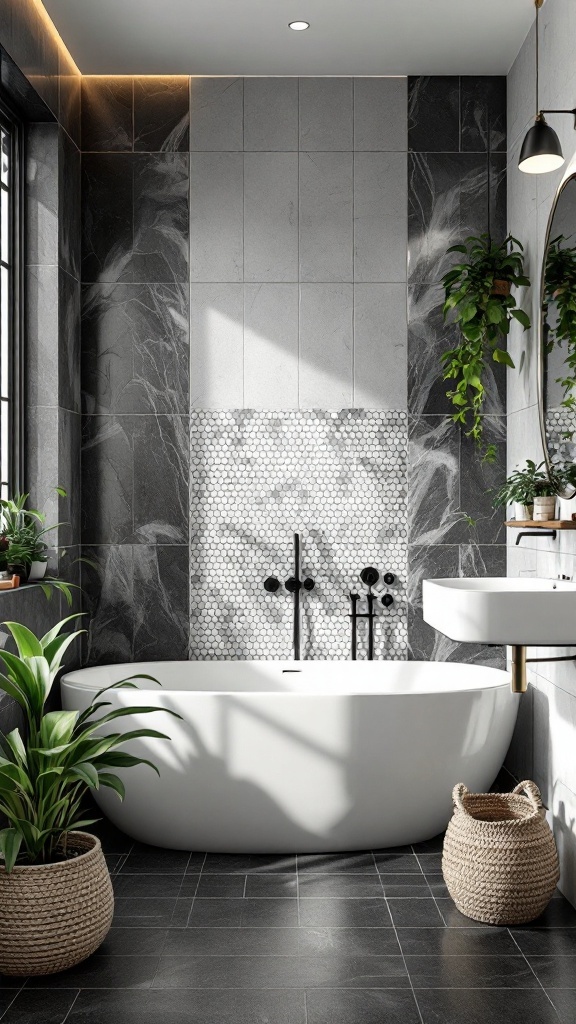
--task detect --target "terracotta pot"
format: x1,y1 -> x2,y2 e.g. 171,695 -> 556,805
0,832 -> 113,976
491,279 -> 511,297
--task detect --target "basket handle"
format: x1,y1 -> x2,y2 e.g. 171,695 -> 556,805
452,783 -> 468,812
513,780 -> 543,812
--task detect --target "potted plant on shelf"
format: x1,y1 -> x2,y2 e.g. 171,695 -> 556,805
0,489 -> 66,583
0,615 -> 177,976
492,459 -> 556,522
543,235 -> 576,415
441,234 -> 531,462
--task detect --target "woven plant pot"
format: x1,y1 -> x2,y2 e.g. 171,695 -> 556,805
443,781 -> 559,926
0,831 -> 114,976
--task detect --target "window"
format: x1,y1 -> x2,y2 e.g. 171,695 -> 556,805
0,100 -> 23,500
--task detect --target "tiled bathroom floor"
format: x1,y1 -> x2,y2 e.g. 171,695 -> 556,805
1,824 -> 576,1024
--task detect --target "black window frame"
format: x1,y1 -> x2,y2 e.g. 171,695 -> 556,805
0,94 -> 24,499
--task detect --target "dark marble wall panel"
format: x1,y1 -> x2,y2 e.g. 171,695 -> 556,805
80,79 -> 190,662
407,77 -> 507,662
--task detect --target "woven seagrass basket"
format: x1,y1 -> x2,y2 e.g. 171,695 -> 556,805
0,831 -> 114,976
443,781 -> 560,926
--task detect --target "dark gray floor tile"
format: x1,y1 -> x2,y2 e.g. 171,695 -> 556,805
374,853 -> 421,873
298,874 -> 383,898
186,899 -> 244,927
415,987 -> 562,1024
406,954 -> 538,989
176,875 -> 201,898
387,899 -> 445,928
297,853 -> 377,874
104,855 -> 124,874
113,874 -> 184,898
434,899 -> 492,928
0,994 -> 17,1016
170,898 -> 195,927
241,898 -> 299,927
424,874 -> 450,897
203,854 -> 296,874
67,989 -> 306,1024
85,819 -> 133,855
512,928 -> 576,956
299,955 -> 409,989
397,927 -> 519,956
547,988 -> 576,1024
298,928 -> 401,957
411,834 -> 445,853
414,853 -> 443,873
152,955 -> 303,989
299,899 -> 393,928
0,978 -> 24,991
120,847 -> 191,874
113,898 -> 180,927
163,927 -> 300,956
306,989 -> 421,1024
194,875 -> 245,898
530,900 -> 576,927
244,874 -> 298,898
0,989 -> 79,1023
27,955 -> 159,989
98,927 -> 168,955
528,955 -> 576,987
378,873 -> 430,898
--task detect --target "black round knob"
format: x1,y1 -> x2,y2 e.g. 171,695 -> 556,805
360,566 -> 380,587
264,577 -> 280,593
285,577 -> 301,593
303,578 -> 315,591
383,572 -> 395,586
381,593 -> 394,608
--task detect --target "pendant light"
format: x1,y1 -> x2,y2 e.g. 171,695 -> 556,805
518,0 -> 574,174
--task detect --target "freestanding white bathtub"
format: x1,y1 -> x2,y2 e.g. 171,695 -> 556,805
61,660 -> 519,853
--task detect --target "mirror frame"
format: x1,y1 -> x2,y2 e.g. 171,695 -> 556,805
538,168 -> 576,499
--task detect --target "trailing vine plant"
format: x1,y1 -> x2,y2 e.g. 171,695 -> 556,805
543,235 -> 576,425
441,234 -> 531,462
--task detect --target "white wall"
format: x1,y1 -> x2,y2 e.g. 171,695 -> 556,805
507,0 -> 576,905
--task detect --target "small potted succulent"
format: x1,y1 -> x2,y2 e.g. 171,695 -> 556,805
0,615 -> 177,976
492,460 -> 555,521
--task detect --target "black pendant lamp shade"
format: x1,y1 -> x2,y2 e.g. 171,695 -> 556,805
518,114 -> 564,174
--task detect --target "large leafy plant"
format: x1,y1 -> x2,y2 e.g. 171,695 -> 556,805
543,235 -> 576,417
0,616 -> 175,872
441,234 -> 531,461
492,459 -> 555,510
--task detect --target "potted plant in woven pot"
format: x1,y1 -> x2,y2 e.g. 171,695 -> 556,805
0,615 -> 176,976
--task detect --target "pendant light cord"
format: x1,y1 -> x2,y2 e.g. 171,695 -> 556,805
535,0 -> 539,115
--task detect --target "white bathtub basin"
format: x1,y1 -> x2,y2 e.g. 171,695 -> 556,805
423,576 -> 576,646
61,659 -> 518,852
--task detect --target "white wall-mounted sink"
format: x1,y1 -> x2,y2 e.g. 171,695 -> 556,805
423,577 -> 576,647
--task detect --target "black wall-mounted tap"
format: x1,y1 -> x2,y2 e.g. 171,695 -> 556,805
262,533 -> 315,660
350,568 -> 395,660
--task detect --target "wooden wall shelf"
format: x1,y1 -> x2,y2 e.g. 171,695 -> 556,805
505,520 -> 576,530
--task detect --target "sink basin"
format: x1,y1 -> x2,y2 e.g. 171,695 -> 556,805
423,577 -> 576,646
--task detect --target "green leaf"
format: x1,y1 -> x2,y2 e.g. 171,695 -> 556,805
511,308 -> 531,330
39,711 -> 79,749
492,348 -> 515,368
0,828 -> 22,873
98,773 -> 125,800
2,623 -> 43,659
69,762 -> 100,789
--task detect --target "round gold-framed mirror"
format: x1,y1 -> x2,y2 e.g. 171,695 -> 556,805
538,171 -> 576,499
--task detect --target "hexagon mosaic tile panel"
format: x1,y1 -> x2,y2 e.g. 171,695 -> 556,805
190,410 -> 408,660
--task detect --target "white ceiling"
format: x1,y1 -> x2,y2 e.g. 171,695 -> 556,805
42,0 -> 534,77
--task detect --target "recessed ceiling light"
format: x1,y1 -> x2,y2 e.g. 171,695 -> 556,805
289,21 -> 310,30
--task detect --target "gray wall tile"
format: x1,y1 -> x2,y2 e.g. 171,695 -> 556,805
299,152 -> 353,283
190,283 -> 244,408
299,284 -> 353,407
299,78 -> 353,151
189,152 -> 243,282
244,78 -> 298,151
244,284 -> 299,408
354,152 -> 407,283
244,152 -> 298,282
189,77 -> 243,151
354,284 -> 408,409
354,78 -> 407,152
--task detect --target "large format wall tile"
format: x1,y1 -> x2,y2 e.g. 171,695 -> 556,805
244,284 -> 299,409
299,152 -> 353,283
189,77 -> 243,151
354,152 -> 407,283
244,78 -> 298,151
190,411 -> 408,660
244,153 -> 299,282
190,283 -> 244,408
354,77 -> 407,152
299,78 -> 353,152
134,77 -> 189,153
189,153 -> 243,282
299,284 -> 353,408
353,284 -> 407,409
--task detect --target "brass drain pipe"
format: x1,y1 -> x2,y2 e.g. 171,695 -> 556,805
510,645 -> 576,693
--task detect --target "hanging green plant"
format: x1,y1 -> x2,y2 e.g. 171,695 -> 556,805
543,235 -> 576,418
441,234 -> 531,462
